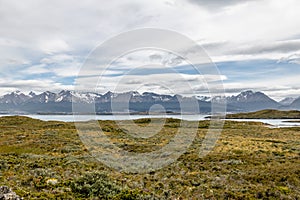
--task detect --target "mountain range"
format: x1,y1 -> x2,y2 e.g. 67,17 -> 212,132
0,90 -> 299,114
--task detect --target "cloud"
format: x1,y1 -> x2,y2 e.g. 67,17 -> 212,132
277,53 -> 300,64
215,59 -> 300,99
21,64 -> 50,75
229,40 -> 300,55
75,72 -> 226,96
39,39 -> 70,55
0,78 -> 74,95
40,54 -> 74,64
187,0 -> 256,10
0,0 -> 300,99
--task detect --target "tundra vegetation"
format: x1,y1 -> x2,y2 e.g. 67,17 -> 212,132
226,109 -> 300,119
0,116 -> 299,199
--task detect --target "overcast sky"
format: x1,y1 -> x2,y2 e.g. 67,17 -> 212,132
0,0 -> 300,100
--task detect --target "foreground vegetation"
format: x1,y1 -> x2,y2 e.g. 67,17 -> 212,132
226,109 -> 300,119
0,116 -> 299,199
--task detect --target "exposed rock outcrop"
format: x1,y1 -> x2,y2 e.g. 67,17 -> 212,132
0,186 -> 22,200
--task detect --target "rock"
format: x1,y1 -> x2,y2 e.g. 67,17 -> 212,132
0,186 -> 22,200
46,178 -> 58,185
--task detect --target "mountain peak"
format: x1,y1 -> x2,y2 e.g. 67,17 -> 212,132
10,90 -> 24,96
43,91 -> 54,95
128,91 -> 140,96
236,90 -> 268,99
14,90 -> 21,94
226,90 -> 280,111
279,97 -> 297,106
0,90 -> 298,113
28,91 -> 36,97
104,91 -> 112,95
59,90 -> 71,95
239,90 -> 255,96
290,96 -> 300,108
142,92 -> 159,96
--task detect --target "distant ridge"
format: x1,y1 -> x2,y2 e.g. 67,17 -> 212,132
279,97 -> 297,106
0,90 -> 299,114
290,97 -> 300,109
225,90 -> 281,112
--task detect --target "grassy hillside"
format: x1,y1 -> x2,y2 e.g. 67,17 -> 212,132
0,116 -> 299,199
284,120 -> 300,123
226,109 -> 300,119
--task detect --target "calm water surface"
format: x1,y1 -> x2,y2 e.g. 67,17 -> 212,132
0,114 -> 300,128
0,114 -> 207,122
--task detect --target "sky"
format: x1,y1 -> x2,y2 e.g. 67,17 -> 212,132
0,0 -> 300,100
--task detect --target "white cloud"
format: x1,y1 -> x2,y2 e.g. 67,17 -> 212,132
0,0 -> 300,97
222,74 -> 300,100
75,72 -> 226,96
40,54 -> 74,64
277,53 -> 300,64
21,64 -> 50,75
0,0 -> 299,61
18,54 -> 81,77
39,39 -> 70,54
0,78 -> 74,95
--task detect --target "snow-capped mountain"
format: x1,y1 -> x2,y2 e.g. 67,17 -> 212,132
225,90 -> 281,112
27,91 -> 57,103
0,90 -> 208,114
140,92 -> 177,102
279,97 -> 297,106
196,96 -> 212,102
56,90 -> 102,103
0,90 -> 102,105
28,91 -> 36,97
0,90 -> 299,114
227,91 -> 272,103
0,91 -> 31,105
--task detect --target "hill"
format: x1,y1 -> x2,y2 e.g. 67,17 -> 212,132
226,109 -> 300,119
